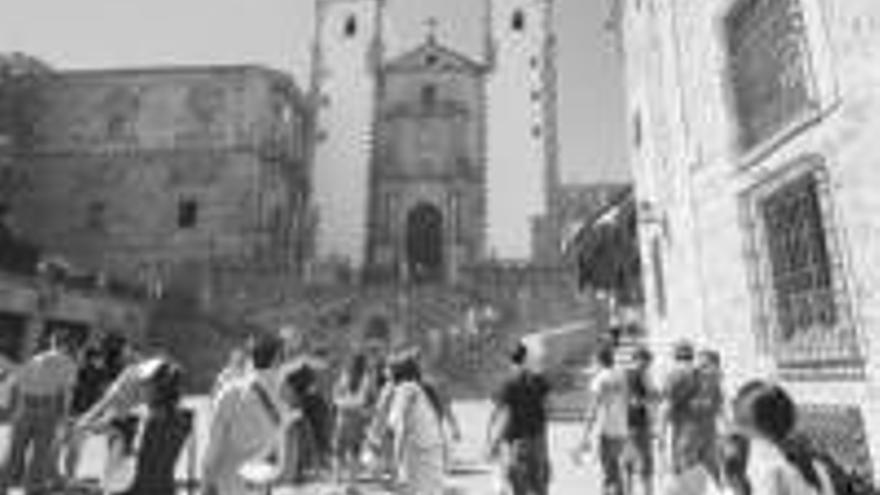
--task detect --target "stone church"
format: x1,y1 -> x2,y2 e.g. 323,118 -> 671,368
311,0 -> 560,283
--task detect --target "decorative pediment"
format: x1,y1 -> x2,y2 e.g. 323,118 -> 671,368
384,40 -> 486,75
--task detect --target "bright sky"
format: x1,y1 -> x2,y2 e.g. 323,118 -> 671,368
0,0 -> 628,184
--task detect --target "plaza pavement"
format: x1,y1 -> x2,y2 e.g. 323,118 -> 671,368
0,398 -> 601,495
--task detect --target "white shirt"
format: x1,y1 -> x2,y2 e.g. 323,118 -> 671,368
589,367 -> 629,437
747,437 -> 836,495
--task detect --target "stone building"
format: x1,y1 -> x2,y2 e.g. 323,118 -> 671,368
311,0 -> 560,273
617,0 -> 880,478
11,65 -> 312,289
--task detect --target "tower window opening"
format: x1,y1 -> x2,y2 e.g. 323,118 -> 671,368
178,199 -> 199,229
344,15 -> 357,37
633,111 -> 643,148
512,9 -> 526,31
530,56 -> 539,69
532,124 -> 542,138
86,201 -> 106,231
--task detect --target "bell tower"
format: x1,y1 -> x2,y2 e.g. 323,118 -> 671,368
311,0 -> 386,270
486,0 -> 559,260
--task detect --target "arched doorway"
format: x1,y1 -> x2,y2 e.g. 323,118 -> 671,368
406,203 -> 444,283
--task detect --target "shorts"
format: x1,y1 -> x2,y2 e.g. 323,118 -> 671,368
623,430 -> 654,477
502,436 -> 550,495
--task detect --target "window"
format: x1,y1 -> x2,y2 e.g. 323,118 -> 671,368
177,199 -> 199,229
86,201 -> 106,231
759,173 -> 834,341
725,0 -> 816,150
633,111 -> 643,148
421,84 -> 437,108
651,238 -> 666,317
344,15 -> 357,37
106,114 -> 128,140
531,124 -> 542,138
512,9 -> 525,31
530,89 -> 541,102
424,53 -> 438,67
529,56 -> 539,69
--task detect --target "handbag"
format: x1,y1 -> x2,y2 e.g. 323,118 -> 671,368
101,414 -> 146,494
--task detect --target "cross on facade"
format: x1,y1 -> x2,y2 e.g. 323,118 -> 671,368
424,16 -> 438,42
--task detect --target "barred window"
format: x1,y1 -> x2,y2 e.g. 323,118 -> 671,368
760,173 -> 835,341
725,0 -> 816,150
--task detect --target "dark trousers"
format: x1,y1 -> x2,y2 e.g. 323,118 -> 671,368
0,397 -> 64,495
502,435 -> 550,495
599,435 -> 626,495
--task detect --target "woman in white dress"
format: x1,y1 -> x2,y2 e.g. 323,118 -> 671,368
387,354 -> 445,495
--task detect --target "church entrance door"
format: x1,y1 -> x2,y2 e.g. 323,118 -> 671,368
406,203 -> 444,283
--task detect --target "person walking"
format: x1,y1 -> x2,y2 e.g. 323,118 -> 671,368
387,353 -> 445,495
211,347 -> 251,400
0,329 -> 78,495
657,342 -> 724,494
202,334 -> 293,495
332,353 -> 371,483
103,360 -> 193,495
573,345 -> 629,495
487,342 -> 552,495
622,346 -> 659,495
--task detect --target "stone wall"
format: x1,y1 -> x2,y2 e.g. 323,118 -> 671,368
11,65 -> 311,285
624,0 -> 880,478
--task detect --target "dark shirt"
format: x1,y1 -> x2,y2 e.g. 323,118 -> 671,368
72,363 -> 109,415
494,370 -> 551,441
114,408 -> 193,495
626,368 -> 651,432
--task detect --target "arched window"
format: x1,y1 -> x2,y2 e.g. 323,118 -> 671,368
344,15 -> 357,37
421,84 -> 437,108
512,9 -> 525,31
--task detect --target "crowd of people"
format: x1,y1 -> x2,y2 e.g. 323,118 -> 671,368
0,322 -> 877,495
0,327 -> 192,495
484,337 -> 874,495
203,327 -> 462,495
0,324 -> 464,495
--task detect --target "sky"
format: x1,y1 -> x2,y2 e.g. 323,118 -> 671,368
0,0 -> 628,184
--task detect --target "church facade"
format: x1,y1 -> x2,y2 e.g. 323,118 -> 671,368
311,0 -> 559,280
365,37 -> 488,284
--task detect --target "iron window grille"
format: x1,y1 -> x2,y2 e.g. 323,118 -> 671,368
743,159 -> 862,371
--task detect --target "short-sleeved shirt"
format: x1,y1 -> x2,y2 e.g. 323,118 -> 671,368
590,367 -> 629,437
494,370 -> 551,442
663,364 -> 722,471
17,348 -> 77,397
